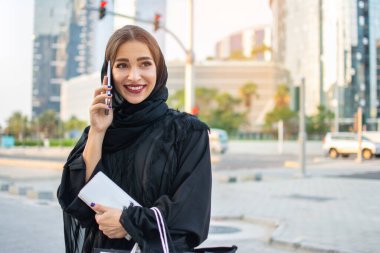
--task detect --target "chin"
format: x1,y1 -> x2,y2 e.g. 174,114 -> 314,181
124,96 -> 147,104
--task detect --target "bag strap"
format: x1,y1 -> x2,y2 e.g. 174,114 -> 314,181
151,207 -> 169,253
130,207 -> 170,253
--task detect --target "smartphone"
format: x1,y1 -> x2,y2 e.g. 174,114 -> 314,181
104,60 -> 112,115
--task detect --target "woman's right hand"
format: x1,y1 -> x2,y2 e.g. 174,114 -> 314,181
89,76 -> 113,133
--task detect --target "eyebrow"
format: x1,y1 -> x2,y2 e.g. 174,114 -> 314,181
115,57 -> 153,62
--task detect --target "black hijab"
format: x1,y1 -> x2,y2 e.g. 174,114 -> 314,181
99,45 -> 169,153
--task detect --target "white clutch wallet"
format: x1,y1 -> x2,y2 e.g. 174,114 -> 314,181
78,171 -> 141,241
78,171 -> 141,209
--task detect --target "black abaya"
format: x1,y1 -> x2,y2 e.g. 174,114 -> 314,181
57,110 -> 212,253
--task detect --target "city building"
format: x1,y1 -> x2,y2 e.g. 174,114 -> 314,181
61,61 -> 288,131
32,0 -> 112,119
269,0 -> 380,130
32,0 -> 71,118
215,25 -> 272,62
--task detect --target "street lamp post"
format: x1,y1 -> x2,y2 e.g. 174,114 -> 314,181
299,78 -> 307,176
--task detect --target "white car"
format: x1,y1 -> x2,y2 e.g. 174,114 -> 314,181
209,128 -> 228,154
322,132 -> 380,159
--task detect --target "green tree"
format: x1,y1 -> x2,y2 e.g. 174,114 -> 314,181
208,93 -> 247,133
239,82 -> 259,109
64,116 -> 87,134
274,84 -> 290,107
5,112 -> 29,140
167,89 -> 185,111
37,110 -> 60,139
168,87 -> 247,134
306,105 -> 334,137
264,85 -> 298,137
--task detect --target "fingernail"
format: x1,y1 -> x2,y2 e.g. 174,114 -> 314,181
108,105 -> 112,109
107,85 -> 112,88
108,93 -> 111,96
90,202 -> 95,207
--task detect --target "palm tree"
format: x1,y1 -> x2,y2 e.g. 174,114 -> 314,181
38,110 -> 60,139
239,82 -> 259,109
274,84 -> 290,108
5,112 -> 28,141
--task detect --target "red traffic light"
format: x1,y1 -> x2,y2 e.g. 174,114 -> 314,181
154,13 -> 161,32
99,1 -> 107,20
100,0 -> 107,7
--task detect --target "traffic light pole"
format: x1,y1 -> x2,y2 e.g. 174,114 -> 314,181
356,107 -> 363,163
86,5 -> 195,113
299,78 -> 307,177
185,0 -> 194,113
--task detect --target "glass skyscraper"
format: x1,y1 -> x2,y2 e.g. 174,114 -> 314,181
32,0 -> 71,117
32,0 -> 107,119
270,0 -> 380,130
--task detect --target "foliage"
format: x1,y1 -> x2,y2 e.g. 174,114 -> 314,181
274,84 -> 291,107
168,87 -> 247,134
251,44 -> 272,57
167,89 -> 185,111
4,112 -> 29,140
239,82 -> 259,108
15,139 -> 43,146
306,105 -> 334,137
229,50 -> 246,60
49,138 -> 78,147
206,93 -> 247,133
36,110 -> 60,139
264,84 -> 298,137
64,116 -> 87,133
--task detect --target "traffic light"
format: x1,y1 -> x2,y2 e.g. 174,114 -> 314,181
154,13 -> 161,32
99,1 -> 107,20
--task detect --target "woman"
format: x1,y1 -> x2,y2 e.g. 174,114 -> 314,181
57,25 -> 211,253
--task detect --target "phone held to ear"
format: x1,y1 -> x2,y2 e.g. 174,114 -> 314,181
105,60 -> 112,115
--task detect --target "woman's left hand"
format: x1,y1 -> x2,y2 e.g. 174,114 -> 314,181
92,204 -> 128,239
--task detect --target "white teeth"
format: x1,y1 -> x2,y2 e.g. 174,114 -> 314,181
128,86 -> 143,91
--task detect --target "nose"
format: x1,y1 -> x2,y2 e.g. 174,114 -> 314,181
127,66 -> 141,81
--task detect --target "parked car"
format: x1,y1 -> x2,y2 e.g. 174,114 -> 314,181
209,128 -> 228,154
322,132 -> 380,159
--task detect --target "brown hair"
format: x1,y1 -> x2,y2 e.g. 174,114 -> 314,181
105,25 -> 164,74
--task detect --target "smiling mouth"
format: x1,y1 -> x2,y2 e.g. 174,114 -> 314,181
123,85 -> 146,94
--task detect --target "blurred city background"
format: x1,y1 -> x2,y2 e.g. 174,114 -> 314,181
0,0 -> 380,253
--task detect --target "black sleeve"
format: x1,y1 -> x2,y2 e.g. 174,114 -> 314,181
119,129 -> 212,252
57,154 -> 103,227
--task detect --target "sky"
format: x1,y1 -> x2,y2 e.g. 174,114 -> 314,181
0,0 -> 272,128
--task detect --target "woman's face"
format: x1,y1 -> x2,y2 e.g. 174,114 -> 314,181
112,41 -> 157,104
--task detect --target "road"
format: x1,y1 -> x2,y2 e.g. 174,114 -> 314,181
1,142 -> 380,253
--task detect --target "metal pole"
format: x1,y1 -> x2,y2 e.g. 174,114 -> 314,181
356,107 -> 363,163
334,82 -> 339,132
278,120 -> 284,154
299,78 -> 306,176
184,0 -> 194,113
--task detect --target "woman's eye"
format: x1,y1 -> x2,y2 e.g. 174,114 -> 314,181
141,61 -> 152,67
116,63 -> 127,68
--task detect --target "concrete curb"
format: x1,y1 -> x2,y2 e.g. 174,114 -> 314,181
0,158 -> 64,170
0,181 -> 56,201
213,172 -> 263,183
269,222 -> 353,253
216,215 -> 353,253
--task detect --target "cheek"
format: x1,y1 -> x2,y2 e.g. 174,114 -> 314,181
146,69 -> 157,86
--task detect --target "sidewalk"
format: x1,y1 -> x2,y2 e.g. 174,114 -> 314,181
1,147 -> 380,253
211,160 -> 380,253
